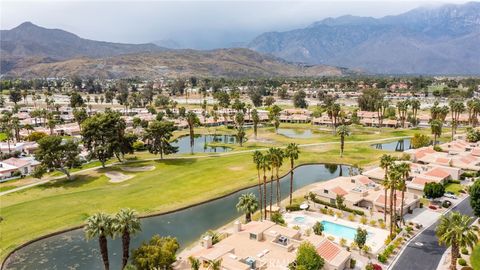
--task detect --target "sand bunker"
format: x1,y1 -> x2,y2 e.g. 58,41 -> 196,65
120,165 -> 155,172
106,171 -> 133,183
228,166 -> 244,171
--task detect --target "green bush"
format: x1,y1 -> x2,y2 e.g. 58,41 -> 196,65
449,179 -> 461,184
286,204 -> 301,212
311,196 -> 364,215
271,212 -> 286,225
411,133 -> 431,149
349,259 -> 356,269
458,258 -> 467,266
461,247 -> 469,255
424,182 -> 445,199
132,141 -> 146,151
377,254 -> 387,263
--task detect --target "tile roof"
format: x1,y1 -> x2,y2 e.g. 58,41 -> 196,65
316,240 -> 341,262
331,186 -> 348,196
424,167 -> 450,179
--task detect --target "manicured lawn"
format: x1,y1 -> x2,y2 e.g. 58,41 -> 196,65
444,183 -> 463,195
471,244 -> 480,270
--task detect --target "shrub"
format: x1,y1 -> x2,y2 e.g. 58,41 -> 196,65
458,258 -> 467,266
348,213 -> 356,222
433,145 -> 443,152
360,216 -> 368,224
377,253 -> 387,263
286,204 -> 301,212
320,208 -> 328,214
271,212 -> 286,225
350,241 -> 358,250
311,196 -> 365,215
406,226 -> 413,234
327,209 -> 335,216
293,225 -> 301,230
349,259 -> 356,269
442,201 -> 451,208
411,133 -> 431,149
449,179 -> 461,184
132,141 -> 146,151
461,247 -> 469,255
327,236 -> 335,241
340,238 -> 347,247
336,211 -> 343,218
369,220 -> 377,227
313,221 -> 324,236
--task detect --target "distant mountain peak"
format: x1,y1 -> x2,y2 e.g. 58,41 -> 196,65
248,1 -> 480,75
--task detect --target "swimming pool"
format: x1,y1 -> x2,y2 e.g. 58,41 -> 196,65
321,220 -> 368,240
294,216 -> 306,223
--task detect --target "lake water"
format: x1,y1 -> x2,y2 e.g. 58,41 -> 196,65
371,139 -> 412,152
172,134 -> 237,153
3,164 -> 350,270
277,128 -> 315,139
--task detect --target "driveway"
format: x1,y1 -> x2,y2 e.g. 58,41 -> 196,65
391,196 -> 474,270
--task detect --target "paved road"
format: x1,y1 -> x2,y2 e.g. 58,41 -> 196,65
391,196 -> 474,270
0,136 -> 410,196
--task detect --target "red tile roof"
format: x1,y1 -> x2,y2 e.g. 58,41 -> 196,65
316,240 -> 341,262
331,186 -> 348,196
425,167 -> 450,179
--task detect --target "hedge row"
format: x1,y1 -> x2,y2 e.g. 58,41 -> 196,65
311,196 -> 365,216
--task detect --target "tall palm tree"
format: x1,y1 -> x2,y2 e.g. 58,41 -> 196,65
85,213 -> 114,270
186,111 -> 200,154
267,148 -> 276,213
114,209 -> 141,269
396,162 -> 410,226
337,124 -> 350,157
430,119 -> 443,145
285,143 -> 300,205
273,148 -> 284,207
253,151 -> 263,220
259,153 -> 271,220
236,193 -> 259,222
380,154 -> 395,222
410,99 -> 421,126
251,109 -> 260,139
436,212 -> 478,270
388,168 -> 401,237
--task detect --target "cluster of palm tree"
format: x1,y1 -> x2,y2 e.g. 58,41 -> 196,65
84,208 -> 141,270
252,143 -> 300,220
0,113 -> 20,152
449,99 -> 466,140
466,98 -> 480,127
380,154 -> 411,237
436,212 -> 478,270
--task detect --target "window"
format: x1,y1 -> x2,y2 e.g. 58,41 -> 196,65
351,179 -> 355,183
323,189 -> 328,194
249,233 -> 257,240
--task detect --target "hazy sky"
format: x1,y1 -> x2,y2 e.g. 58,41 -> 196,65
0,0 -> 473,49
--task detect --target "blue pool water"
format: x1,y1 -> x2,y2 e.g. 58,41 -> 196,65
321,221 -> 366,240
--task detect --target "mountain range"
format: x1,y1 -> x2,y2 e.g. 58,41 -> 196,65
0,22 -> 353,78
248,1 -> 480,75
1,2 -> 479,78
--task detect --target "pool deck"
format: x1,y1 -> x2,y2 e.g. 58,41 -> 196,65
284,211 -> 389,254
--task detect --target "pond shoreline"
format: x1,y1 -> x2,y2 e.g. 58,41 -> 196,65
1,162 -> 351,269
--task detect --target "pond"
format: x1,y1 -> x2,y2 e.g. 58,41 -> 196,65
371,138 -> 412,152
172,134 -> 237,153
3,164 -> 351,270
276,128 -> 316,139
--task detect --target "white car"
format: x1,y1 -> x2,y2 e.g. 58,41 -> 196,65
444,193 -> 457,199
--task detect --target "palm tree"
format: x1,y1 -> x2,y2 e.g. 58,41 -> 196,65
327,103 -> 341,134
388,168 -> 401,236
259,153 -> 271,219
436,212 -> 478,270
285,143 -> 300,205
186,111 -> 200,154
380,154 -> 395,222
114,208 -> 141,269
337,124 -> 350,157
272,148 -> 284,207
236,193 -> 259,222
396,162 -> 410,226
251,109 -> 260,139
253,151 -> 263,220
449,100 -> 465,140
267,148 -> 276,213
85,213 -> 114,270
208,259 -> 222,270
188,256 -> 200,270
410,99 -> 421,126
431,119 -> 443,145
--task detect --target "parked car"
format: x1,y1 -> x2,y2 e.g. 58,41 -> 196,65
444,193 -> 457,199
